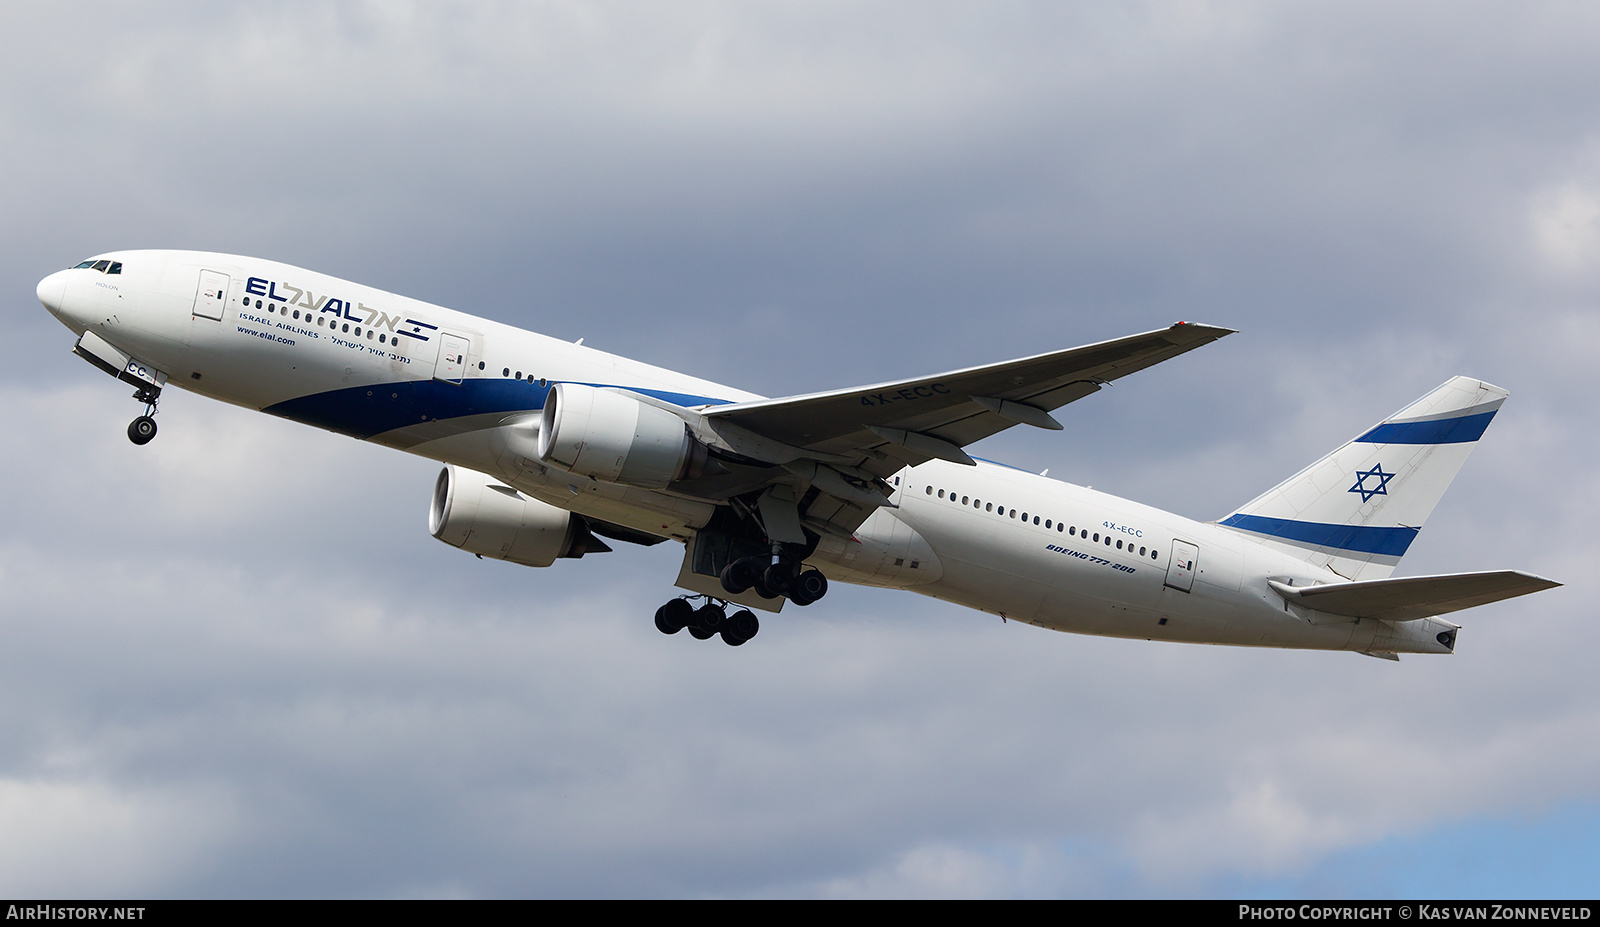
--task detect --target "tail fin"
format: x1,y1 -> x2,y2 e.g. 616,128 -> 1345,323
1217,376 -> 1507,581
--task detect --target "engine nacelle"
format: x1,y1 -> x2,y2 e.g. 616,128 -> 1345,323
537,383 -> 708,488
429,465 -> 608,567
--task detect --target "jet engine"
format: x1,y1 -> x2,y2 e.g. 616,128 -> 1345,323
537,382 -> 710,488
429,465 -> 609,567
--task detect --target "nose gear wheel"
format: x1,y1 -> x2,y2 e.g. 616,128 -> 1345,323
127,415 -> 157,445
127,386 -> 162,446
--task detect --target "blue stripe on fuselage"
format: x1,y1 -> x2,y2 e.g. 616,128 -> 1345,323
1354,409 -> 1497,445
1217,514 -> 1419,557
263,379 -> 733,440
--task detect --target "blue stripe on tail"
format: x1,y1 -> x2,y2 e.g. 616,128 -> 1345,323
1354,409 -> 1497,445
1217,514 -> 1419,557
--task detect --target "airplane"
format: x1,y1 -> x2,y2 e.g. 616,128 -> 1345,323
36,250 -> 1559,657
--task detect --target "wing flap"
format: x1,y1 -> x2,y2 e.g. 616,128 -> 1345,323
1268,571 -> 1561,622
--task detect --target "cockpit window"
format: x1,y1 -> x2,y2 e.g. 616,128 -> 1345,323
72,259 -> 122,274
74,260 -> 96,269
91,260 -> 110,272
107,262 -> 121,274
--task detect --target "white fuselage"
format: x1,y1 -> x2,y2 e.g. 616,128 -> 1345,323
38,250 -> 1456,655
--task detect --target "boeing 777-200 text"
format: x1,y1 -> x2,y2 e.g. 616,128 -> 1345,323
37,251 -> 1559,656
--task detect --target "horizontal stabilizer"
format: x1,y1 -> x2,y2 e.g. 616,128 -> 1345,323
1268,571 -> 1560,622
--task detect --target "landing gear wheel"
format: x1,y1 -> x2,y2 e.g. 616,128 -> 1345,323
685,601 -> 723,640
127,415 -> 157,445
758,560 -> 797,599
692,603 -> 725,635
720,609 -> 759,646
790,569 -> 828,606
720,558 -> 760,595
655,599 -> 692,635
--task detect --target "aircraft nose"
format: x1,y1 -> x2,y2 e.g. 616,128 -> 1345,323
37,270 -> 68,318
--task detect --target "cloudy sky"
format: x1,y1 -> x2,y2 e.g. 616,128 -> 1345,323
3,1 -> 1596,898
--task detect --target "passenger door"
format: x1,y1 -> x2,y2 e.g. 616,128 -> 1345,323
1165,539 -> 1199,593
433,333 -> 470,384
193,269 -> 230,321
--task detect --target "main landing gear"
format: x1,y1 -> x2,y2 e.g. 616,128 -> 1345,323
654,509 -> 830,645
654,596 -> 760,646
718,555 -> 829,606
126,385 -> 161,446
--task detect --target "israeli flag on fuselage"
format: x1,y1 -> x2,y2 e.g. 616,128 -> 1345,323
1217,376 -> 1507,581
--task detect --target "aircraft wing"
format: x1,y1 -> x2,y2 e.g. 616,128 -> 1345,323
700,322 -> 1234,476
1268,571 -> 1561,622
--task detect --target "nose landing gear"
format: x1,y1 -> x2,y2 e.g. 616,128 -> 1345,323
126,386 -> 161,446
